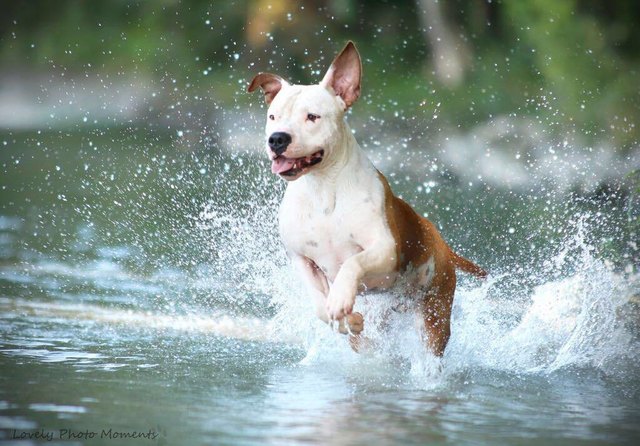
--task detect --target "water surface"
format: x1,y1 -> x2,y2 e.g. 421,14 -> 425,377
1,128 -> 639,445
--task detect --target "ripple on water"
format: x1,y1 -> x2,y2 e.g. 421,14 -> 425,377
1,348 -> 104,364
27,403 -> 87,414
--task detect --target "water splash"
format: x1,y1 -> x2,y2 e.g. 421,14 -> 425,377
196,194 -> 640,387
441,217 -> 637,383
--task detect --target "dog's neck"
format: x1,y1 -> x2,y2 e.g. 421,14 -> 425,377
288,119 -> 373,214
300,119 -> 365,185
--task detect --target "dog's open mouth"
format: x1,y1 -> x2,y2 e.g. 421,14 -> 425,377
271,150 -> 324,177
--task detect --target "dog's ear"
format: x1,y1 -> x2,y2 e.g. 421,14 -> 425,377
321,41 -> 362,108
248,73 -> 288,104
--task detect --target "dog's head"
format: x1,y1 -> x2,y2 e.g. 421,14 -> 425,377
248,41 -> 362,181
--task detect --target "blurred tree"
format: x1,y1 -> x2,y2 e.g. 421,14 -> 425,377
502,0 -> 640,148
416,0 -> 470,87
0,0 -> 638,147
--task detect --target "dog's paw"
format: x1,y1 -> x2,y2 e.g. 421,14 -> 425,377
345,312 -> 364,334
326,290 -> 355,320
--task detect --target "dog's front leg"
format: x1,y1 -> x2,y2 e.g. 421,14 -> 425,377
290,254 -> 329,321
326,240 -> 396,321
290,254 -> 363,334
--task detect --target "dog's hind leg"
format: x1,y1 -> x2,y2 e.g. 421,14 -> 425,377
420,266 -> 456,356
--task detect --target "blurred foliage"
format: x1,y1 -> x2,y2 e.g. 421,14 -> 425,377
1,0 -> 639,148
599,168 -> 639,269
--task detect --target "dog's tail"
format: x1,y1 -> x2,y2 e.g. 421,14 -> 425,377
450,249 -> 488,279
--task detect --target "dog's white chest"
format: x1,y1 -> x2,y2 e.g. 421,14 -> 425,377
291,212 -> 360,280
279,169 -> 392,284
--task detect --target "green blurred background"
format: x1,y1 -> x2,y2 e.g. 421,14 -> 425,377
1,0 -> 639,150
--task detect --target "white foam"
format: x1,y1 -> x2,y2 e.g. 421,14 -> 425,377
268,216 -> 639,386
0,297 -> 293,344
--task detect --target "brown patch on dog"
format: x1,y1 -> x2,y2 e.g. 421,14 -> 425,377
377,171 -> 483,356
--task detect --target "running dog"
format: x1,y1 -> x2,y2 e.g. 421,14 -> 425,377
248,41 -> 486,355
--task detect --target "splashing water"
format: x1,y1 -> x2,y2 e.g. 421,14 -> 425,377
192,164 -> 639,391
447,223 -> 638,378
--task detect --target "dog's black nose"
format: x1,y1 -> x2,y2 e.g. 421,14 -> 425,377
268,132 -> 292,156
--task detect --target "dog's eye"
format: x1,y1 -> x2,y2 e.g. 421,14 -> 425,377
307,113 -> 320,123
269,114 -> 275,121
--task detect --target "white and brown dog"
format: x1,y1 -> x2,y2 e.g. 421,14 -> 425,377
249,41 -> 486,355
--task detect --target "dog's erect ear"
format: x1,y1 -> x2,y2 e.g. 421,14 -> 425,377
320,41 -> 362,108
247,73 -> 288,104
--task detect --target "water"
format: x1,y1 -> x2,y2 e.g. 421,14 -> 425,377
1,127 -> 639,445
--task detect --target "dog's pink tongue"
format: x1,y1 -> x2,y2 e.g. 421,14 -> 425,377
271,157 -> 296,174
